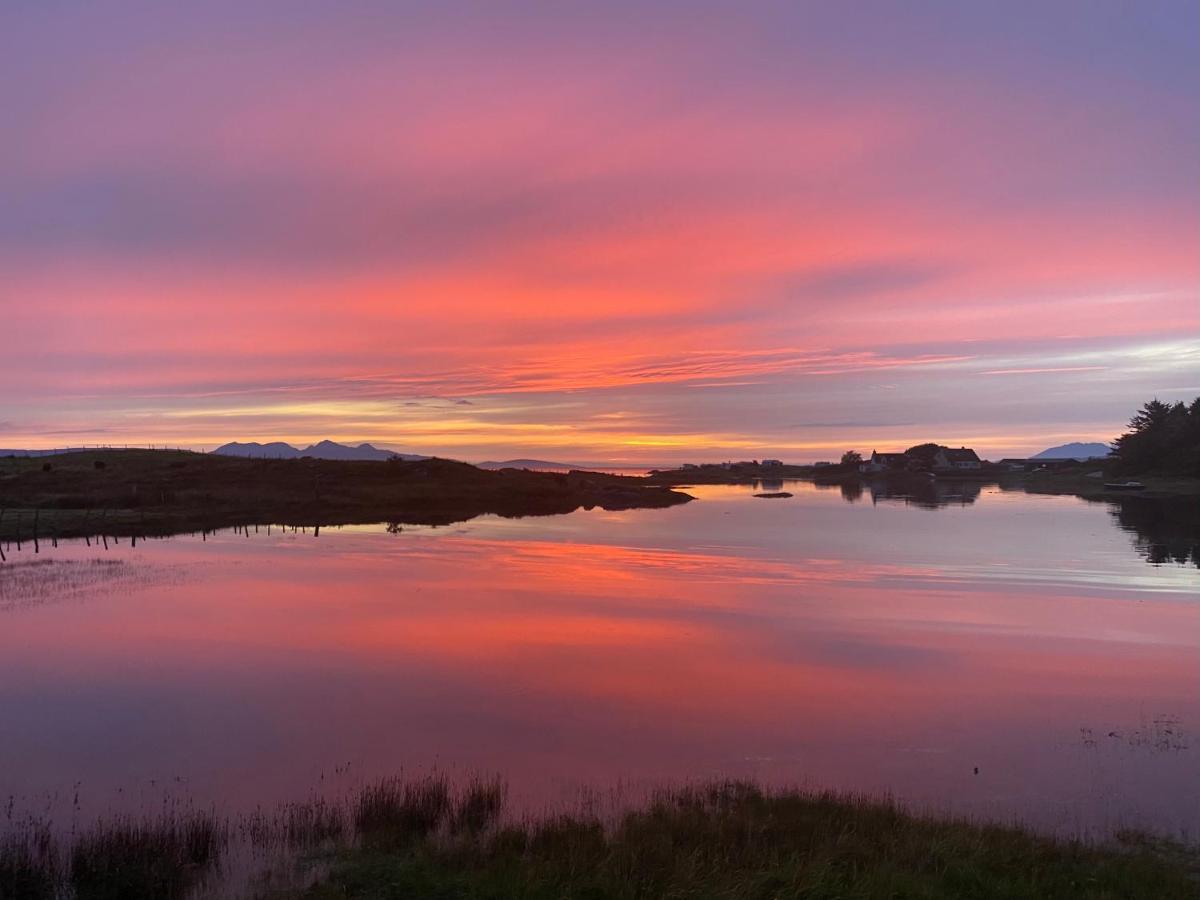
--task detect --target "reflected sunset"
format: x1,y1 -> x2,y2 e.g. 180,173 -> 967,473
2,486 -> 1195,846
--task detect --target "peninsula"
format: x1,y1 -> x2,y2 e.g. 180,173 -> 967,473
0,450 -> 691,542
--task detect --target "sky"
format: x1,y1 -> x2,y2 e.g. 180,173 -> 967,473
2,1 -> 1198,463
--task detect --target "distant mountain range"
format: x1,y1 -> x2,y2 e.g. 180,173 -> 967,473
213,440 -> 426,461
1031,442 -> 1111,460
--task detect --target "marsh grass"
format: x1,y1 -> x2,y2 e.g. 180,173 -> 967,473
3,778 -> 1197,899
298,779 -> 1199,900
353,776 -> 452,848
68,812 -> 224,900
244,800 -> 346,850
451,777 -> 507,837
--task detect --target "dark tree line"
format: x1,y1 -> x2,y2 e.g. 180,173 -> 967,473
1111,397 -> 1200,477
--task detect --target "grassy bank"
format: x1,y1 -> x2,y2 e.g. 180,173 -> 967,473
289,780 -> 1199,900
1012,469 -> 1200,500
5,777 -> 1195,899
0,450 -> 691,542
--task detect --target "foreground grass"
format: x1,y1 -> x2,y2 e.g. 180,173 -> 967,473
3,778 -> 1196,899
285,780 -> 1197,900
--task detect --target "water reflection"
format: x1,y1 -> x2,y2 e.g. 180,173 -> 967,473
1109,497 -> 1200,568
806,475 -> 990,509
865,478 -> 985,509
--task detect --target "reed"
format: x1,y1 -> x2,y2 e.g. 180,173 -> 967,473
68,811 -> 224,900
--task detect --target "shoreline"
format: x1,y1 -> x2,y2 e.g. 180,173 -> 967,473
646,463 -> 1200,500
4,450 -> 1196,546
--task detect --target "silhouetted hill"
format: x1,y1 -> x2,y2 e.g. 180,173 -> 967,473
1,448 -> 83,457
1032,442 -> 1110,460
214,440 -> 425,461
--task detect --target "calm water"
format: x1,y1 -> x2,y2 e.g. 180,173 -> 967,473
1,482 -> 1197,842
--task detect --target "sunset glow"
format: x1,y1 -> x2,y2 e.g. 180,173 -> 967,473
3,1 -> 1197,460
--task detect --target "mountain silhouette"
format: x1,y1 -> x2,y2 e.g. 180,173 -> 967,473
1031,442 -> 1110,460
213,440 -> 426,461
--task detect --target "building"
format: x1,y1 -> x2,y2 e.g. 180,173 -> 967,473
761,459 -> 783,467
933,447 -> 982,470
859,451 -> 910,473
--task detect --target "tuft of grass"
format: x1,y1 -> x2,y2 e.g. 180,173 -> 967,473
353,775 -> 452,848
451,777 -> 507,837
69,811 -> 224,900
294,778 -> 1199,900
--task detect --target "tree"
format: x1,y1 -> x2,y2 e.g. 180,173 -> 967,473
1112,397 -> 1200,477
840,450 -> 862,466
904,442 -> 942,462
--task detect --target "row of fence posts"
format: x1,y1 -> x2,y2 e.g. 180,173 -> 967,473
0,517 -> 328,563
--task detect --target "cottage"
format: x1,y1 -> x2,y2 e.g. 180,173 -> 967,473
859,450 -> 909,473
933,447 -> 982,470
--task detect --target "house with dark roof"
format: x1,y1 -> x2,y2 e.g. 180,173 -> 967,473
933,447 -> 982,470
859,450 -> 911,473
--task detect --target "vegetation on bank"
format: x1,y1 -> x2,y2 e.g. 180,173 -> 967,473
294,781 -> 1198,900
0,450 -> 691,542
4,777 -> 1196,899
